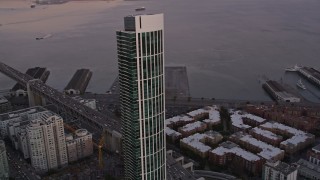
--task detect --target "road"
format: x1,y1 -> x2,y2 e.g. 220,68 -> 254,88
6,142 -> 40,180
194,170 -> 237,180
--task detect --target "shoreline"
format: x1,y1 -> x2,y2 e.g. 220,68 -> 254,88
0,0 -> 122,32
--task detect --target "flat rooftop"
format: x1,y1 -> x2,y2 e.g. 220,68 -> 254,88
179,121 -> 205,132
231,132 -> 284,160
251,127 -> 283,141
296,159 -> 320,176
265,161 -> 297,175
166,115 -> 193,126
260,121 -> 314,146
0,106 -> 48,121
212,141 -> 261,162
166,127 -> 182,137
231,110 -> 266,129
181,133 -> 212,153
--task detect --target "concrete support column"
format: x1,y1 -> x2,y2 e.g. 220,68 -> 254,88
27,81 -> 46,107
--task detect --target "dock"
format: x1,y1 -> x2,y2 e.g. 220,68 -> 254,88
11,67 -> 50,96
107,76 -> 120,95
298,67 -> 320,88
165,66 -> 190,98
64,69 -> 92,95
262,80 -> 300,103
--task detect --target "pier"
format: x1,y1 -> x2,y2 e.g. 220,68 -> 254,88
165,66 -> 190,98
262,80 -> 300,103
64,69 -> 92,95
0,62 -> 122,153
298,67 -> 320,88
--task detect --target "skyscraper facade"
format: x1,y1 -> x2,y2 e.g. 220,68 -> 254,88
117,14 -> 166,180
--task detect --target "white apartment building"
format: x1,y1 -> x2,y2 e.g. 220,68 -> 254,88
26,113 -> 68,172
74,129 -> 93,159
65,134 -> 78,163
65,129 -> 93,163
262,160 -> 297,180
0,106 -> 48,137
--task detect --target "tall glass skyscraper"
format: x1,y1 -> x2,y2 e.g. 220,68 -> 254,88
117,14 -> 166,180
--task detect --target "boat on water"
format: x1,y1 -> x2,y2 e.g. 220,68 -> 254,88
36,34 -> 52,40
296,79 -> 306,90
135,7 -> 146,11
285,64 -> 301,72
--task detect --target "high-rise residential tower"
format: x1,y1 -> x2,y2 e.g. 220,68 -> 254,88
26,113 -> 68,172
117,14 -> 166,180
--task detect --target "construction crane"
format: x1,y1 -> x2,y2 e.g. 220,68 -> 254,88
63,123 -> 76,132
98,131 -> 106,169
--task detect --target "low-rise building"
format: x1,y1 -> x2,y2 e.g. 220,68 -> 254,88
262,160 -> 297,180
178,121 -> 207,137
204,131 -> 223,147
209,141 -> 262,175
250,127 -> 283,146
260,121 -> 315,154
187,106 -> 221,126
166,127 -> 182,142
180,131 -> 223,158
308,144 -> 320,166
295,159 -> 320,180
230,110 -> 266,132
166,115 -> 194,128
0,140 -> 9,180
230,132 -> 285,161
245,105 -> 320,132
202,106 -> 221,128
231,111 -> 251,132
187,108 -> 210,121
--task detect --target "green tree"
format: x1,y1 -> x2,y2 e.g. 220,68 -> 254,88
220,106 -> 231,132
